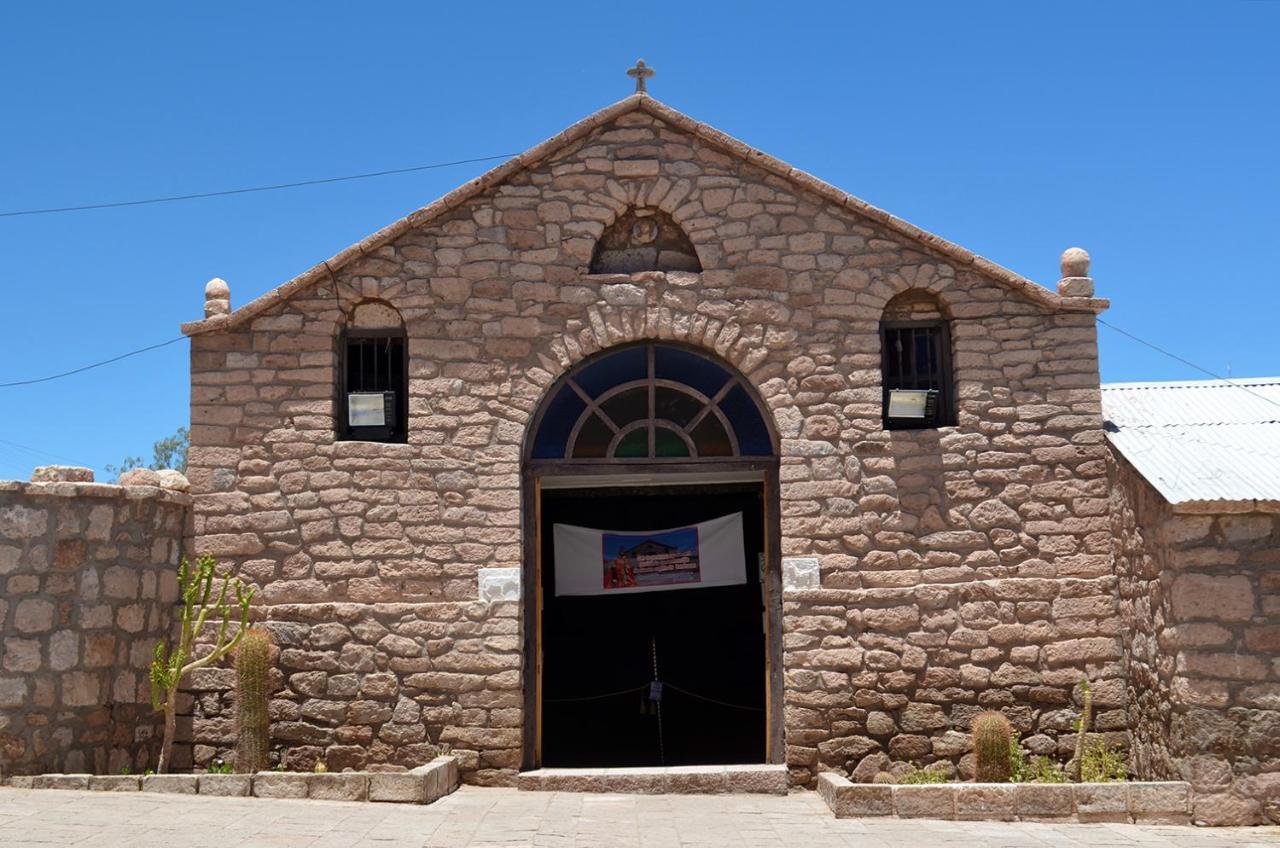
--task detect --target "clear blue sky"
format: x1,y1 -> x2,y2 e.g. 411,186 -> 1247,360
1,2 -> 1277,479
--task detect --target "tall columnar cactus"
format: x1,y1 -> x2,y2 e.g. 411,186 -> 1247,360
234,627 -> 273,774
150,554 -> 254,773
1068,679 -> 1093,781
972,711 -> 1014,783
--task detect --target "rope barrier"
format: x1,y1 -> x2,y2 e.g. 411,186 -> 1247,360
542,685 -> 647,704
663,682 -> 765,713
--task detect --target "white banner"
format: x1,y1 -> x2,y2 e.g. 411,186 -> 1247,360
553,512 -> 746,597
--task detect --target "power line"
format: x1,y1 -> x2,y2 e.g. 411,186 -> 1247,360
0,154 -> 518,218
0,337 -> 184,388
1097,317 -> 1280,413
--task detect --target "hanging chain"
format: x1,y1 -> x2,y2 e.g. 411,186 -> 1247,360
651,636 -> 665,766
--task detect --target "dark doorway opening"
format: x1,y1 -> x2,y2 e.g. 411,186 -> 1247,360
538,483 -> 766,768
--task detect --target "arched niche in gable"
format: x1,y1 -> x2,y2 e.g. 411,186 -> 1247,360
588,207 -> 702,274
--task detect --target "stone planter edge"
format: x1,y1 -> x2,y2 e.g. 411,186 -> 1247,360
0,756 -> 461,806
817,773 -> 1192,825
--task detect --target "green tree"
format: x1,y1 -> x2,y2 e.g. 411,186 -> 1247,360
106,426 -> 188,480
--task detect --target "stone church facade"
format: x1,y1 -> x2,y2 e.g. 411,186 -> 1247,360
180,94 -> 1118,787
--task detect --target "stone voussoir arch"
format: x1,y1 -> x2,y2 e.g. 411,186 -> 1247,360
538,307 -> 775,394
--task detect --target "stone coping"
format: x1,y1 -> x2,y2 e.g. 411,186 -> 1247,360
817,773 -> 1190,824
2,756 -> 458,805
0,479 -> 192,506
517,764 -> 788,795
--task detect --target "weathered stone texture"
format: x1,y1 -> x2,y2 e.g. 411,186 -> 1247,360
1110,449 -> 1280,825
186,107 -> 1113,787
0,480 -> 188,776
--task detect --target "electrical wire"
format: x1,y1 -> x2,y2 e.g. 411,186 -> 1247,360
0,337 -> 185,387
0,154 -> 518,218
1097,318 -> 1280,413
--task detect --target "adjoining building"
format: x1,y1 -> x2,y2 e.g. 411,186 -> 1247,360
1105,378 -> 1280,825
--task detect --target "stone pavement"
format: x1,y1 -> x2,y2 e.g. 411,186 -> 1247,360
0,786 -> 1276,848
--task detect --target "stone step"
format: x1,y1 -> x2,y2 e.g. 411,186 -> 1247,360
517,764 -> 787,795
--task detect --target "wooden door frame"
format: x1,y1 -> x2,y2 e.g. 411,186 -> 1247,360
519,459 -> 784,770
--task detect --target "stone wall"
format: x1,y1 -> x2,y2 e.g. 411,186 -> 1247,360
184,100 -> 1114,786
0,471 -> 189,775
1109,448 -> 1280,825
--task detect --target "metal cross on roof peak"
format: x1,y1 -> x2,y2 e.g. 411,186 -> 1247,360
627,59 -> 654,94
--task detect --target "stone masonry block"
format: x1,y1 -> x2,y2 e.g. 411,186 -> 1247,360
817,772 -> 892,817
955,784 -> 1017,821
893,784 -> 956,819
198,774 -> 251,796
1127,781 -> 1190,824
1014,783 -> 1074,819
724,764 -> 788,795
309,772 -> 369,801
516,768 -> 597,793
89,775 -> 141,792
142,774 -> 198,794
603,767 -> 670,794
33,774 -> 90,790
666,766 -> 728,794
252,772 -> 309,798
369,772 -> 426,803
1074,783 -> 1128,822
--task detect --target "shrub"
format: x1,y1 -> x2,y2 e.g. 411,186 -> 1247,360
900,765 -> 949,784
1009,733 -> 1027,782
1080,737 -> 1127,783
234,627 -> 273,774
872,772 -> 896,784
971,711 -> 1014,783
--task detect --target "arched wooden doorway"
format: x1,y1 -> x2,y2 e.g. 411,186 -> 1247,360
521,341 -> 783,770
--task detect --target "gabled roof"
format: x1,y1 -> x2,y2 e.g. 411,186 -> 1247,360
1103,377 -> 1280,508
182,94 -> 1108,336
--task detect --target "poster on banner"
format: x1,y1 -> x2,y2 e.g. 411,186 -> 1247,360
552,512 -> 746,597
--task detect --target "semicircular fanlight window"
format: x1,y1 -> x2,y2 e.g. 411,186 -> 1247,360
529,343 -> 774,460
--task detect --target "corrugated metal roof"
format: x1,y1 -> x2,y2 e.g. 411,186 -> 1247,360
1102,377 -> 1280,505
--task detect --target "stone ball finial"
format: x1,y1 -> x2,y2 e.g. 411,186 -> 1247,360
204,277 -> 231,318
1060,247 -> 1091,279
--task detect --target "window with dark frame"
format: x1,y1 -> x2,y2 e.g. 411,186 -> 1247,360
338,328 -> 407,443
880,319 -> 955,430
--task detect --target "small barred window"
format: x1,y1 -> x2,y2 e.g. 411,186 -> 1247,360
338,301 -> 407,443
880,292 -> 955,430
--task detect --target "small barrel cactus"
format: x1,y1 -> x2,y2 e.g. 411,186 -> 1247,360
972,710 -> 1014,782
234,627 -> 273,774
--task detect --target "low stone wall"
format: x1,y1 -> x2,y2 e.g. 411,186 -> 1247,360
817,772 -> 1190,823
0,469 -> 190,776
1109,450 -> 1280,825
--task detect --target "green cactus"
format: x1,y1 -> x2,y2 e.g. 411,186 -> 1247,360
972,711 -> 1014,783
1067,679 -> 1093,781
234,627 -> 273,774
149,554 -> 254,772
